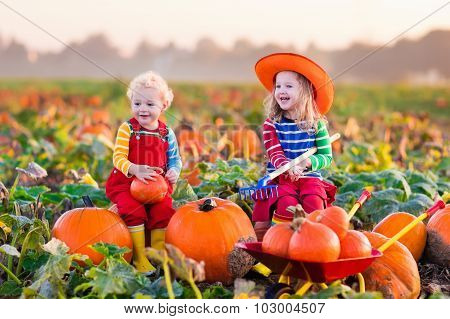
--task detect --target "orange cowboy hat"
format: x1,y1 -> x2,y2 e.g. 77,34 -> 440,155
255,53 -> 334,114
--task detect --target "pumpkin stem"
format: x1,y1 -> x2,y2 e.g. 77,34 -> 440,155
286,204 -> 307,219
82,195 -> 95,207
199,198 -> 217,212
291,217 -> 306,231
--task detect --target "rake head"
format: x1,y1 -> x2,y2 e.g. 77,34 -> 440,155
239,175 -> 278,201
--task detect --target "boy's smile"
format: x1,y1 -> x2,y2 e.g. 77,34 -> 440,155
131,86 -> 166,130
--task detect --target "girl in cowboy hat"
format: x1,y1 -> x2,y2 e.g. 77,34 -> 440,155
105,71 -> 182,274
252,53 -> 337,241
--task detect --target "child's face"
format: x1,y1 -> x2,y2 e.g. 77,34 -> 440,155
274,71 -> 300,112
130,86 -> 165,127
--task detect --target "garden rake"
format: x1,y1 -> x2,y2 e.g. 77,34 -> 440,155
239,133 -> 341,201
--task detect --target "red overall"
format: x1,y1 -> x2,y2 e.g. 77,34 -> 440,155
252,174 -> 337,223
105,118 -> 175,229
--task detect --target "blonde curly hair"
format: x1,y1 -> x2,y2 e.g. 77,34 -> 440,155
127,71 -> 174,108
264,72 -> 325,132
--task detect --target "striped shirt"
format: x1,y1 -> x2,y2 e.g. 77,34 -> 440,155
112,122 -> 182,177
263,117 -> 333,178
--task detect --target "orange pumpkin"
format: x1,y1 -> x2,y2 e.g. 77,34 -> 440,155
184,167 -> 202,186
373,212 -> 427,261
52,206 -> 132,264
339,230 -> 372,259
165,198 -> 256,284
288,218 -> 340,262
226,128 -> 262,160
78,123 -> 113,140
262,223 -> 294,258
130,175 -> 168,204
362,231 -> 420,299
425,204 -> 450,266
307,206 -> 349,240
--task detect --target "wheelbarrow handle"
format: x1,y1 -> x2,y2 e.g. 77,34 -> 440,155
267,133 -> 341,181
377,200 -> 445,253
348,189 -> 372,220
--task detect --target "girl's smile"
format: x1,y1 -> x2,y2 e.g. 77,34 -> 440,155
274,71 -> 301,117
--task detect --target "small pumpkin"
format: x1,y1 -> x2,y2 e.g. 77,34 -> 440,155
362,231 -> 420,299
130,174 -> 168,204
262,222 -> 294,258
373,212 -> 427,261
78,123 -> 113,140
52,197 -> 132,264
288,218 -> 340,262
307,206 -> 349,240
339,230 -> 372,259
166,198 -> 256,284
425,204 -> 450,266
226,128 -> 262,160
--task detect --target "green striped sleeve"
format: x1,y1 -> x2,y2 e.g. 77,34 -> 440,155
309,120 -> 333,171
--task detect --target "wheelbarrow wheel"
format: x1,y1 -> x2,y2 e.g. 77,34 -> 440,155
265,283 -> 294,299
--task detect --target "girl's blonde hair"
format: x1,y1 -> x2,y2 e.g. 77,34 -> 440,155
127,71 -> 174,108
264,72 -> 325,132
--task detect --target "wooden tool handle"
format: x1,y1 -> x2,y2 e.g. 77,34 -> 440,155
267,133 -> 341,180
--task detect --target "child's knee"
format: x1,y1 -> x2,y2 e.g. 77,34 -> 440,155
145,196 -> 175,229
274,195 -> 299,222
116,196 -> 147,226
301,194 -> 325,213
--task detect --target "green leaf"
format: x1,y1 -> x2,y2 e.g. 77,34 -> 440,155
10,186 -> 50,201
360,189 -> 403,223
60,184 -> 109,207
378,170 -> 411,199
398,193 -> 434,216
76,259 -> 143,298
202,285 -> 233,299
406,171 -> 438,188
172,179 -> 198,207
339,181 -> 366,193
22,251 -> 50,272
41,192 -> 69,205
334,191 -> 358,213
410,182 -> 437,198
24,239 -> 87,299
436,181 -> 450,195
90,242 -> 131,259
0,214 -> 33,230
352,172 -> 380,185
137,277 -> 184,299
0,281 -> 23,297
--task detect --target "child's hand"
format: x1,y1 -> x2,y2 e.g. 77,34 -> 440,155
129,164 -> 158,184
165,168 -> 179,185
288,158 -> 311,181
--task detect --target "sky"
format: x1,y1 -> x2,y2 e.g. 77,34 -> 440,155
0,0 -> 449,55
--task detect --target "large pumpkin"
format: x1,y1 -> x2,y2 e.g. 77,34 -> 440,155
165,198 -> 256,284
425,204 -> 450,266
130,175 -> 168,204
362,232 -> 420,299
373,212 -> 427,261
52,206 -> 133,264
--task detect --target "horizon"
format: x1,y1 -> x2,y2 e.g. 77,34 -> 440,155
1,0 -> 449,56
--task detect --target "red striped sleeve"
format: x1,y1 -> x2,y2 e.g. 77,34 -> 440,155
263,119 -> 289,169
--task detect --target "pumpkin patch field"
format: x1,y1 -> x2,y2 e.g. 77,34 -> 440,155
0,80 -> 448,299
